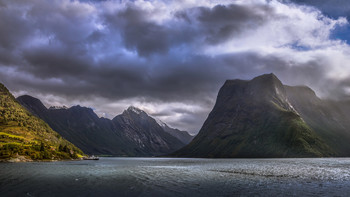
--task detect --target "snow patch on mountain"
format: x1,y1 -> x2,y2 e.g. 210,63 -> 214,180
127,106 -> 144,114
155,118 -> 167,128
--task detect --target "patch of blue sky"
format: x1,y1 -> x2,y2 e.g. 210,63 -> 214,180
330,24 -> 350,44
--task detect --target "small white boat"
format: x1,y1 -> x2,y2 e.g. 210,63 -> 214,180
83,155 -> 99,160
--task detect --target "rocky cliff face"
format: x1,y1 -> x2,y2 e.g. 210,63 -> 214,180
17,97 -> 188,156
173,73 -> 338,158
112,107 -> 185,156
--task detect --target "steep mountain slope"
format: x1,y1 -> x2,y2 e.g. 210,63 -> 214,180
285,86 -> 350,156
173,74 -> 335,158
0,83 -> 84,161
156,119 -> 194,144
112,107 -> 185,156
17,96 -> 187,156
18,96 -> 142,156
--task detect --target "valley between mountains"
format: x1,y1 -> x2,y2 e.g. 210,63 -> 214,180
2,73 -> 350,161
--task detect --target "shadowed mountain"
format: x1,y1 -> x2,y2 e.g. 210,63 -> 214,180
17,95 -> 133,156
285,86 -> 350,156
17,96 -> 188,156
112,107 -> 185,156
173,73 -> 342,158
0,83 -> 84,161
155,118 -> 194,144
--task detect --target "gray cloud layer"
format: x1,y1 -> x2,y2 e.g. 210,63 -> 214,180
0,0 -> 349,133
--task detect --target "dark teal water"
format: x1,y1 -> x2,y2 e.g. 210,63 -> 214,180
1,157 -> 350,196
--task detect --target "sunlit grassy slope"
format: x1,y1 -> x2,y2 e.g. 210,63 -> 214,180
0,83 -> 84,161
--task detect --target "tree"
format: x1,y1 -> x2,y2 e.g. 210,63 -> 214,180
63,145 -> 69,153
40,142 -> 45,151
58,144 -> 63,152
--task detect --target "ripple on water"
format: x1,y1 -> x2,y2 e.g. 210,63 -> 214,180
1,158 -> 350,196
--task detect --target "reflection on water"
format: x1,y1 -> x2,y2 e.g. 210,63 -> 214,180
1,157 -> 350,196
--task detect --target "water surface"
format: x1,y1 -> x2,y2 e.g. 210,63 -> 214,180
1,157 -> 350,196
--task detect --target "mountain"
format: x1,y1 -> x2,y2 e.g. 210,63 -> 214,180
17,96 -> 188,156
173,73 -> 340,158
0,83 -> 84,161
285,86 -> 350,156
112,106 -> 185,155
19,96 -> 135,156
155,119 -> 194,144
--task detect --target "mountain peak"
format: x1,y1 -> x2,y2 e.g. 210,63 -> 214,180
254,73 -> 277,79
221,73 -> 287,104
173,74 -> 335,158
70,105 -> 96,114
223,73 -> 281,89
126,106 -> 146,115
17,95 -> 43,104
49,106 -> 68,110
17,95 -> 48,112
249,73 -> 296,112
251,73 -> 282,86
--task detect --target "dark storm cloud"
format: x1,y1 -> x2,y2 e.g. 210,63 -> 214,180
0,9 -> 30,50
105,6 -> 169,56
0,0 -> 279,103
22,46 -> 92,78
0,2 -> 34,65
0,0 -> 349,133
195,4 -> 274,44
103,3 -> 275,56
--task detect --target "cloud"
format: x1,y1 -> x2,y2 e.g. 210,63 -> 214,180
285,0 -> 350,18
106,6 -> 170,56
195,3 -> 274,44
283,0 -> 350,44
0,0 -> 350,133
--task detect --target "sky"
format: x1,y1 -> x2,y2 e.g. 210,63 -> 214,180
1,0 -> 350,134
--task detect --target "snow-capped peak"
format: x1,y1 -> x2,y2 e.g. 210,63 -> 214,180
49,106 -> 68,110
127,106 -> 145,114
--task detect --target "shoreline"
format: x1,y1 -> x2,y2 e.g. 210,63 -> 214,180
0,155 -> 83,163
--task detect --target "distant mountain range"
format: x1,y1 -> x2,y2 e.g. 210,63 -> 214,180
173,73 -> 350,158
4,73 -> 350,159
0,83 -> 83,161
17,96 -> 193,156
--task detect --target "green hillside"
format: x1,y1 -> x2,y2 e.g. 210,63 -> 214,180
0,83 -> 84,161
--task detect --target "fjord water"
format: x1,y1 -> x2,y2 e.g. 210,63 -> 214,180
1,158 -> 350,196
